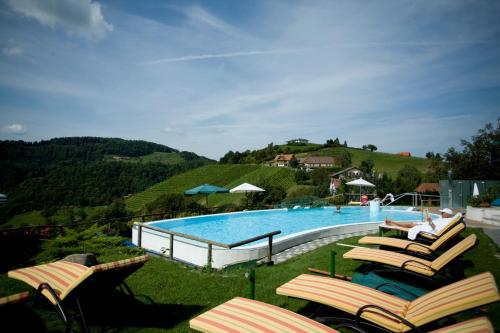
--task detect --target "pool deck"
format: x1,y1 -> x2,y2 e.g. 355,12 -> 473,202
259,229 -> 372,264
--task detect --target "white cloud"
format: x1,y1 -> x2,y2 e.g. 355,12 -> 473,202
162,127 -> 186,136
7,0 -> 113,40
2,47 -> 23,57
1,123 -> 27,134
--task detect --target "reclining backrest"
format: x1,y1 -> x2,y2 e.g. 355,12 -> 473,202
430,234 -> 477,271
8,261 -> 96,304
434,213 -> 463,237
429,223 -> 465,251
405,272 -> 499,327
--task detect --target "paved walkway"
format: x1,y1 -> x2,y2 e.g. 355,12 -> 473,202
259,230 -> 372,265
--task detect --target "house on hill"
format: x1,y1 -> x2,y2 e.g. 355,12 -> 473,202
298,156 -> 336,170
415,182 -> 440,194
330,166 -> 363,180
398,151 -> 411,157
286,138 -> 309,144
271,154 -> 296,167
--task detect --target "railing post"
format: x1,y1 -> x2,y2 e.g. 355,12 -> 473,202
137,224 -> 142,247
169,234 -> 174,259
330,250 -> 337,277
246,269 -> 255,299
207,243 -> 213,271
267,235 -> 274,265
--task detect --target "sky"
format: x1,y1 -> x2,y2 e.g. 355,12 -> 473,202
0,0 -> 499,160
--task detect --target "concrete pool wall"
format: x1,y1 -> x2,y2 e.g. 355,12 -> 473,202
132,221 -> 380,269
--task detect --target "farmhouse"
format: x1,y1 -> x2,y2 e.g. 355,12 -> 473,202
270,154 -> 296,167
298,156 -> 336,170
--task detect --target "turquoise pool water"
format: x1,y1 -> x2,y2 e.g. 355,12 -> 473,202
151,207 -> 430,245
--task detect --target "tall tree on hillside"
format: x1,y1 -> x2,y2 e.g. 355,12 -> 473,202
394,165 -> 422,193
338,151 -> 352,168
359,159 -> 375,175
444,119 -> 500,180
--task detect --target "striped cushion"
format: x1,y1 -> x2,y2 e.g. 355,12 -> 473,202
428,223 -> 464,251
8,261 -> 95,304
93,255 -> 149,272
190,297 -> 338,333
0,291 -> 30,306
406,272 -> 499,327
430,234 -> 476,271
360,223 -> 465,254
429,317 -> 493,333
359,236 -> 433,255
343,247 -> 435,276
276,274 -> 410,332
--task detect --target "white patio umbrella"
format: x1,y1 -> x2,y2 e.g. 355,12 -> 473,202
346,178 -> 375,202
473,182 -> 480,198
230,183 -> 265,207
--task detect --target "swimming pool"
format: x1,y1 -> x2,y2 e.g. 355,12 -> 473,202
132,206 -> 431,269
150,207 -> 425,245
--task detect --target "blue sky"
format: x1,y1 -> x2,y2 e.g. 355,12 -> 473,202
0,0 -> 499,159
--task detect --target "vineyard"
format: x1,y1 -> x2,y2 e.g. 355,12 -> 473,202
125,164 -> 297,212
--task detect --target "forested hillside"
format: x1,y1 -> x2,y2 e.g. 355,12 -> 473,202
0,137 -> 213,221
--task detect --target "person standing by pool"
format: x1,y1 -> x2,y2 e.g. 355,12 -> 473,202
385,208 -> 455,240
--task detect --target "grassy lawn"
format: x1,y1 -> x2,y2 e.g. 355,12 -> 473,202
1,228 -> 498,332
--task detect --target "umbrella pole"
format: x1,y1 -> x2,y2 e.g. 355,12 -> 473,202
206,194 -> 209,207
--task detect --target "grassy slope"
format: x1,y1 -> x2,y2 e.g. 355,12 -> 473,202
296,147 -> 431,178
1,228 -> 498,332
125,164 -> 296,212
2,207 -> 101,229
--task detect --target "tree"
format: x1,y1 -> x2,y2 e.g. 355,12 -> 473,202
444,119 -> 500,180
338,151 -> 352,168
367,144 -> 377,152
288,157 -> 299,168
343,140 -> 348,147
394,165 -> 422,193
359,159 -> 375,175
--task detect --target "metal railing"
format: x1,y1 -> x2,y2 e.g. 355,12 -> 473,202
383,192 -> 441,216
135,222 -> 281,269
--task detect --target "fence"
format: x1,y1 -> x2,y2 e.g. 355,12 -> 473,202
440,180 -> 499,209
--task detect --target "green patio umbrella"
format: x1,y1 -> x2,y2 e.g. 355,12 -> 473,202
184,184 -> 229,207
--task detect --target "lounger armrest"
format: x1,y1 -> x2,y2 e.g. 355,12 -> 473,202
356,304 -> 423,333
404,242 -> 434,255
417,231 -> 438,239
401,260 -> 436,274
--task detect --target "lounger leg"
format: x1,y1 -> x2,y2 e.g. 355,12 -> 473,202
74,297 -> 89,333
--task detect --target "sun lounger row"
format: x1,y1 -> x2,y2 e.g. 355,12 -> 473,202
190,271 -> 499,332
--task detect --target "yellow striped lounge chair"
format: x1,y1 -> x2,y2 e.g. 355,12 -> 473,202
276,272 -> 499,332
189,297 -> 495,333
7,254 -> 149,332
344,234 -> 477,284
380,213 -> 463,241
0,291 -> 30,306
359,222 -> 465,256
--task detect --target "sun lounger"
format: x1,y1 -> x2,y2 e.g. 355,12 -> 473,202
380,213 -> 463,241
7,254 -> 149,332
190,297 -> 494,333
276,272 -> 499,332
359,222 -> 465,256
0,291 -> 30,306
344,234 -> 477,283
190,297 -> 338,332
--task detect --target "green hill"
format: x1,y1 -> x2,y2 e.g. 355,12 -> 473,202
125,164 -> 296,212
296,147 -> 430,178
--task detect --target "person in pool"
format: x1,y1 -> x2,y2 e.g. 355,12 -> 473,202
385,208 -> 455,240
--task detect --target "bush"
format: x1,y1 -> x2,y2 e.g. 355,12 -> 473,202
35,224 -> 143,263
330,194 -> 347,206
